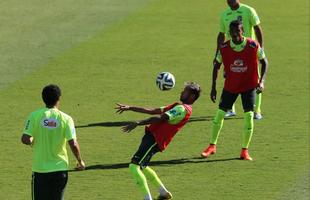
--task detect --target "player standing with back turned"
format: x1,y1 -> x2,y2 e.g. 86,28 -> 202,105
21,84 -> 85,200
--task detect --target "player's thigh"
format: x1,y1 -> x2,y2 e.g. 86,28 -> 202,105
49,171 -> 68,200
131,132 -> 160,168
240,89 -> 256,111
219,89 -> 239,111
32,172 -> 50,200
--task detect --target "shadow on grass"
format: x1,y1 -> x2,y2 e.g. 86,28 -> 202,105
69,157 -> 240,172
75,121 -> 132,128
75,116 -> 243,128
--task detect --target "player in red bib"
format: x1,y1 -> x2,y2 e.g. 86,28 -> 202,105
115,82 -> 200,200
201,20 -> 268,161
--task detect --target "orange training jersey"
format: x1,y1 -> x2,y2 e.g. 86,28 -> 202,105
146,103 -> 192,151
220,38 -> 259,93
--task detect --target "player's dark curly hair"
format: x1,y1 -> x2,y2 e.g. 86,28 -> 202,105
229,20 -> 243,29
185,82 -> 201,101
42,84 -> 61,107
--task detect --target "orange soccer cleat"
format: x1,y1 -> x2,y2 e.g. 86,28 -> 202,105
156,191 -> 173,200
201,144 -> 216,158
240,148 -> 253,161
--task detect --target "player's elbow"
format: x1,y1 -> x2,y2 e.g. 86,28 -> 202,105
68,139 -> 79,149
261,58 -> 268,68
21,134 -> 32,145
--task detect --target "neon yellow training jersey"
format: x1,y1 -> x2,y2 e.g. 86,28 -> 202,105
24,108 -> 76,173
220,3 -> 260,40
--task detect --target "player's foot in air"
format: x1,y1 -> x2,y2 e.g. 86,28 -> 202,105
225,110 -> 236,118
201,144 -> 216,158
240,148 -> 253,161
254,112 -> 263,120
155,191 -> 173,200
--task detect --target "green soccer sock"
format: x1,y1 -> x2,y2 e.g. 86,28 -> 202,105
231,104 -> 236,113
143,167 -> 169,195
210,109 -> 226,144
255,93 -> 262,113
129,164 -> 152,199
242,111 -> 254,148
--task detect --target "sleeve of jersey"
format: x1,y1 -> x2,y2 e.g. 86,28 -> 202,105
65,117 -> 77,140
160,106 -> 165,113
23,113 -> 34,136
257,46 -> 266,60
216,51 -> 222,63
250,7 -> 261,26
165,105 -> 187,125
219,14 -> 225,33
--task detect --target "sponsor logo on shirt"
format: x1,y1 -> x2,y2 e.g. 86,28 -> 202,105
230,59 -> 247,73
168,109 -> 180,117
41,118 -> 59,129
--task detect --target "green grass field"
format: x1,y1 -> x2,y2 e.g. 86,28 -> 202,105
0,0 -> 309,199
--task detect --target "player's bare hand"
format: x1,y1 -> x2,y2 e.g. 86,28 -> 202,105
121,122 -> 138,133
256,82 -> 264,94
75,160 -> 86,171
115,103 -> 130,114
210,88 -> 217,103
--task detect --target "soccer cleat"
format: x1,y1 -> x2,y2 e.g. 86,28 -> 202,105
156,191 -> 173,200
201,144 -> 216,158
225,110 -> 236,118
240,148 -> 253,161
254,112 -> 263,120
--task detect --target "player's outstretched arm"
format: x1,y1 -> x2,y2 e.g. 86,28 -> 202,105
121,114 -> 169,133
115,103 -> 162,115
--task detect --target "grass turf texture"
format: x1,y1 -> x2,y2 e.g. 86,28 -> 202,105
0,0 -> 309,199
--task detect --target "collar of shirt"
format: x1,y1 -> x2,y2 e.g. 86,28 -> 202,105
230,36 -> 247,52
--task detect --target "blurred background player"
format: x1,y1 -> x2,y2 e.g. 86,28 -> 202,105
115,82 -> 200,200
21,84 -> 85,200
214,0 -> 264,119
202,20 -> 268,160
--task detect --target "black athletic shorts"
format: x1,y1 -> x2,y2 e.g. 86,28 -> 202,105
219,89 -> 256,112
32,171 -> 68,200
131,131 -> 160,169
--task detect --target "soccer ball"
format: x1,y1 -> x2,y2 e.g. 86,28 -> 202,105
156,72 -> 175,90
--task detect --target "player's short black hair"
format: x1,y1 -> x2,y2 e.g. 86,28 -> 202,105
185,82 -> 201,101
42,84 -> 61,107
229,20 -> 243,30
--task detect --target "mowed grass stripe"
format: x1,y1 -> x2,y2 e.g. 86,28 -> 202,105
0,0 -> 150,90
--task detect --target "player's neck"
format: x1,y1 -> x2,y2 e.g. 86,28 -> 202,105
46,106 -> 56,109
181,100 -> 193,105
230,4 -> 240,10
232,37 -> 244,45
46,104 -> 59,109
232,40 -> 242,45
46,100 -> 60,109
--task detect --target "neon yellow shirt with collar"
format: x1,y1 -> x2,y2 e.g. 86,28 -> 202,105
24,108 -> 76,173
220,3 -> 260,40
216,37 -> 266,63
